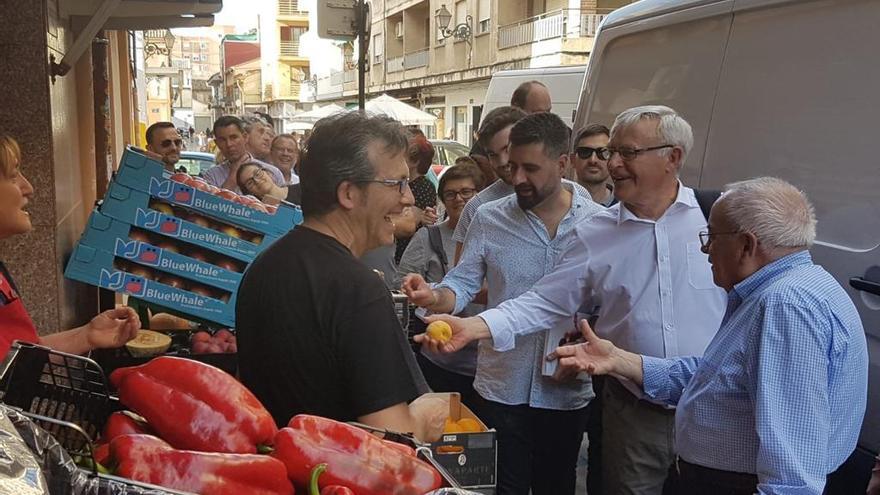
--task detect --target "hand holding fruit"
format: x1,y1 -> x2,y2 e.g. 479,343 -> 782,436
413,314 -> 481,354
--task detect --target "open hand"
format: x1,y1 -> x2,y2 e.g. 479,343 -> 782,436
548,319 -> 617,380
83,307 -> 140,349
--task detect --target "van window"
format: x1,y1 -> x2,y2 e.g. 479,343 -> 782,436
701,0 -> 880,253
580,15 -> 732,185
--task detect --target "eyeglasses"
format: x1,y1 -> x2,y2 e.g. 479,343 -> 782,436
358,178 -> 411,194
441,188 -> 477,201
698,230 -> 740,249
598,144 -> 674,161
160,139 -> 183,148
243,168 -> 267,190
575,146 -> 607,160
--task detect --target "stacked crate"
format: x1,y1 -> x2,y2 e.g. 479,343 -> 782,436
64,147 -> 302,329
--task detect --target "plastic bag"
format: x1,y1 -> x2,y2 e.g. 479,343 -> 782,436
0,405 -> 181,495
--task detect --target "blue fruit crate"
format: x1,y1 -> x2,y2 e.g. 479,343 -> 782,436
114,147 -> 301,236
100,181 -> 276,263
64,243 -> 236,328
79,209 -> 243,293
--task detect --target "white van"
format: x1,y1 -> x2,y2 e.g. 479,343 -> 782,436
481,65 -> 586,127
574,0 -> 880,490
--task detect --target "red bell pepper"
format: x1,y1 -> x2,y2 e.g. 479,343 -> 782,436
110,356 -> 276,453
309,464 -> 354,495
109,434 -> 294,495
93,411 -> 153,466
273,415 -> 443,495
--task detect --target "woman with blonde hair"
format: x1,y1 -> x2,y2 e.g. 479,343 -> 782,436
0,135 -> 140,358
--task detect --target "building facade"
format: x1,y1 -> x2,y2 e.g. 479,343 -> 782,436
314,0 -> 631,144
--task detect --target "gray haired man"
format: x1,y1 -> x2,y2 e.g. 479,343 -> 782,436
417,105 -> 728,493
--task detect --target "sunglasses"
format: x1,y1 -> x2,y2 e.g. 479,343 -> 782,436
575,146 -> 607,159
161,139 -> 183,148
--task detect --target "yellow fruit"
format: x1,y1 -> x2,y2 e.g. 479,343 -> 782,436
426,321 -> 452,343
125,330 -> 172,358
443,417 -> 465,434
456,418 -> 482,432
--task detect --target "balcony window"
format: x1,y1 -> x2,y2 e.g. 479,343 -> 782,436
373,33 -> 384,64
478,0 -> 490,34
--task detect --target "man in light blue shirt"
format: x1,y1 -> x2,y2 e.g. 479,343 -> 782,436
403,112 -> 602,494
551,177 -> 868,494
202,116 -> 286,193
417,106 -> 727,494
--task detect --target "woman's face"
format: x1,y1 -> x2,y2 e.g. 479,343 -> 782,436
0,161 -> 34,239
440,178 -> 477,222
239,165 -> 274,198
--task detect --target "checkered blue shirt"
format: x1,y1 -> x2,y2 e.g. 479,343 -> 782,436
642,251 -> 868,494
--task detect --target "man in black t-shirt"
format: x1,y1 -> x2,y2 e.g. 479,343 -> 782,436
236,112 -> 446,441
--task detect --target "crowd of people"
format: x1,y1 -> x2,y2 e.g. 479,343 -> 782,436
0,79 -> 876,494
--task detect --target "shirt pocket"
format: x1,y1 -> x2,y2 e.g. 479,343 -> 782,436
686,241 -> 717,290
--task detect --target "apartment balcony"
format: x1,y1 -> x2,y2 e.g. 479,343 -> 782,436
278,0 -> 308,20
279,40 -> 308,66
497,9 -> 609,54
404,48 -> 428,69
387,56 -> 404,73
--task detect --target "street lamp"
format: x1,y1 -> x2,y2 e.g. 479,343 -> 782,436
435,4 -> 473,46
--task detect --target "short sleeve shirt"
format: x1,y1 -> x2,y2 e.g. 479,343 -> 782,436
236,227 -> 429,427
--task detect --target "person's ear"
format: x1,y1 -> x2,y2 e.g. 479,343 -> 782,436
741,231 -> 760,259
667,147 -> 684,174
336,180 -> 361,210
558,153 -> 569,176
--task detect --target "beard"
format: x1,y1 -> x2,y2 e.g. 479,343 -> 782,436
515,184 -> 542,210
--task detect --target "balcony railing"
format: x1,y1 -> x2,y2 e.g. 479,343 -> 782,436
498,9 -> 609,49
278,0 -> 307,16
330,72 -> 345,85
344,70 -> 356,83
280,40 -> 301,57
403,48 -> 428,69
387,55 -> 404,73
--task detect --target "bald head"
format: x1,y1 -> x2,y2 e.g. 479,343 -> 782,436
511,81 -> 552,114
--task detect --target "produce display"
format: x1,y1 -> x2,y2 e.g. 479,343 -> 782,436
110,357 -> 277,454
109,434 -> 293,495
273,415 -> 444,495
71,357 -> 456,494
191,328 -> 237,354
124,330 -> 172,358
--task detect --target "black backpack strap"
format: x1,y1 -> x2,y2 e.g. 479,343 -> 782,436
425,226 -> 449,275
694,189 -> 722,222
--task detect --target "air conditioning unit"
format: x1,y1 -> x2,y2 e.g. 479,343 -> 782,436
395,21 -> 404,39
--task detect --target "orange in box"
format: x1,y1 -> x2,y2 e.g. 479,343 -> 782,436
427,393 -> 496,490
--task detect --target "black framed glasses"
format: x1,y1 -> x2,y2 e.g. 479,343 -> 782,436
598,144 -> 674,161
243,167 -> 267,190
698,230 -> 740,249
358,178 -> 410,194
441,188 -> 477,201
575,146 -> 607,160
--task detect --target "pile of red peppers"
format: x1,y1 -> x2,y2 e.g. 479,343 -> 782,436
96,357 -> 445,495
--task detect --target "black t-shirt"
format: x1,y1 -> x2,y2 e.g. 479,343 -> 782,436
285,184 -> 302,205
236,226 -> 428,427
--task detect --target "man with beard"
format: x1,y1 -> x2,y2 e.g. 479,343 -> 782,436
402,112 -> 602,494
145,122 -> 182,172
203,116 -> 286,193
572,123 -> 616,207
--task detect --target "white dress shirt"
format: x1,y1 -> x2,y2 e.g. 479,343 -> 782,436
481,184 -> 726,399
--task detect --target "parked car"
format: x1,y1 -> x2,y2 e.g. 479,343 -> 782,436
175,151 -> 215,177
575,0 -> 880,490
426,139 -> 470,187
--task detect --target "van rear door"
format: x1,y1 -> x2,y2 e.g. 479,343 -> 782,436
573,1 -> 735,185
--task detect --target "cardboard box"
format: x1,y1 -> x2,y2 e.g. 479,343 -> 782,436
79,209 -> 243,293
64,243 -> 236,327
113,148 -> 302,236
428,393 -> 497,490
99,181 -> 275,262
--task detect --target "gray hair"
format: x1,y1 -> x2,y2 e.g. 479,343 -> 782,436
610,105 -> 693,166
718,177 -> 816,249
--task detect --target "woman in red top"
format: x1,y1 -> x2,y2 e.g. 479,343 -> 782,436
0,134 -> 139,358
